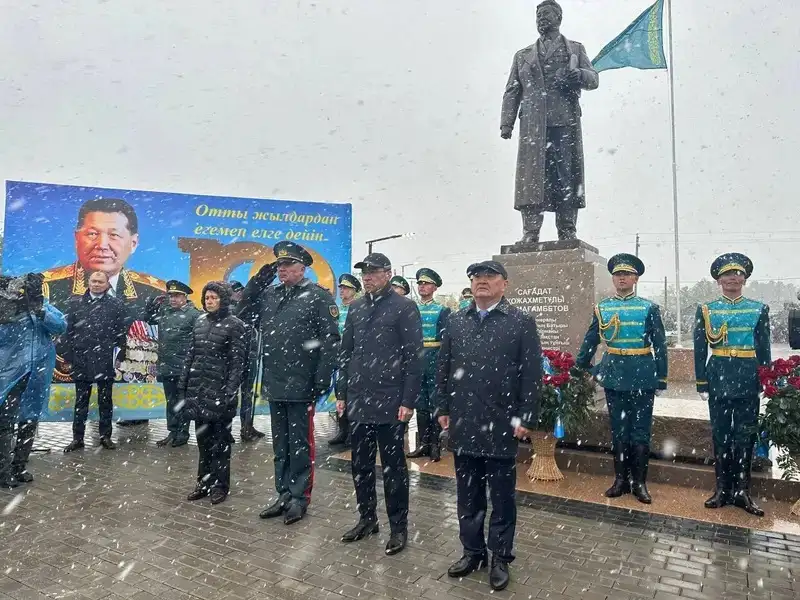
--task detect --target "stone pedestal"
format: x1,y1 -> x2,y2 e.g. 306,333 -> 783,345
494,239 -> 614,356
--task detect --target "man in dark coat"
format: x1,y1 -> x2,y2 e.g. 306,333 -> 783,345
236,241 -> 340,525
144,280 -> 201,447
501,0 -> 599,243
180,281 -> 247,505
336,252 -> 423,556
62,271 -> 129,452
437,260 -> 543,591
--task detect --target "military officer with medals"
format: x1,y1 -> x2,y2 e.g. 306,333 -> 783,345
407,268 -> 451,462
694,253 -> 770,516
390,276 -> 410,297
576,254 -> 667,504
328,273 -> 362,447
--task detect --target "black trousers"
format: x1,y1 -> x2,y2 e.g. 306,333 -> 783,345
0,374 -> 30,478
350,421 -> 409,534
73,381 -> 113,439
270,401 -> 315,508
196,418 -> 232,492
454,453 -> 517,563
709,395 -> 759,488
239,353 -> 259,423
162,377 -> 189,438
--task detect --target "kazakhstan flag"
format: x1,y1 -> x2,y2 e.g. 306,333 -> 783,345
592,0 -> 667,73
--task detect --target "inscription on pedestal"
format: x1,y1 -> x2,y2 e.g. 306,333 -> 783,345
507,286 -> 571,348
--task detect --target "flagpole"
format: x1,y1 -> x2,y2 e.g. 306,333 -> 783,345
666,0 -> 681,346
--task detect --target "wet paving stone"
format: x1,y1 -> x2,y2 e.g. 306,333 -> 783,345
0,416 -> 796,599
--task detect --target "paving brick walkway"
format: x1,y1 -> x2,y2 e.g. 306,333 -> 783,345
0,417 -> 797,600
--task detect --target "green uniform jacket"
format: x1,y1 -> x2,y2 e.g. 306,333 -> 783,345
576,294 -> 668,391
144,299 -> 202,380
693,297 -> 771,399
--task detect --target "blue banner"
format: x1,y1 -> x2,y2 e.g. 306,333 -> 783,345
3,181 -> 351,421
592,0 -> 667,73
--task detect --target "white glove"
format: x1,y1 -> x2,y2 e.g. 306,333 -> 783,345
699,392 -> 709,401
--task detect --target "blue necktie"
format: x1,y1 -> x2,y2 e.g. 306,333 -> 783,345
479,309 -> 489,321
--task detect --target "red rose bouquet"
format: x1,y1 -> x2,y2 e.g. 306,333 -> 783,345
759,356 -> 800,482
537,349 -> 595,435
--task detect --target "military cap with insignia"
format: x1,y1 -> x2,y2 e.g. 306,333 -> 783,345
466,260 -> 508,280
338,273 -> 362,293
273,241 -> 313,267
416,268 -> 442,288
354,252 -> 391,271
390,276 -> 411,295
166,280 -> 193,295
607,253 -> 645,276
710,253 -> 753,280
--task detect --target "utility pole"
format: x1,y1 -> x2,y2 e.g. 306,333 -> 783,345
635,232 -> 640,257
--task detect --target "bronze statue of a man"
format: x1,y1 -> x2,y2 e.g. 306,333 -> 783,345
501,0 -> 598,244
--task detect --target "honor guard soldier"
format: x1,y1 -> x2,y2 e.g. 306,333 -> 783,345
236,241 -> 340,525
328,273 -> 362,448
694,253 -> 770,516
390,276 -> 410,297
576,254 -> 668,504
407,268 -> 450,462
144,280 -> 201,447
458,288 -> 474,311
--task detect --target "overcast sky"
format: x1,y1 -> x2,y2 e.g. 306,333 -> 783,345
1,0 -> 797,297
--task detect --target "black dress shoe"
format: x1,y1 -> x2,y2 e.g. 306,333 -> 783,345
100,437 -> 116,450
489,559 -> 510,591
704,488 -> 731,509
341,519 -> 379,543
385,531 -> 407,556
14,470 -> 33,484
0,475 -> 20,489
284,504 -> 306,525
260,497 -> 289,519
210,488 -> 228,505
63,439 -> 84,453
406,445 -> 430,459
171,436 -> 189,447
733,491 -> 764,517
447,553 -> 488,578
187,487 -> 209,501
156,434 -> 174,447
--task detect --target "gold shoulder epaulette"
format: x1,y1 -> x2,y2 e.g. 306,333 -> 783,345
128,270 -> 167,291
41,264 -> 75,282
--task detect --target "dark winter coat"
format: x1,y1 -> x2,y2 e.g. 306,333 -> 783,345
179,282 -> 247,422
337,285 -> 424,424
237,277 -> 340,403
63,291 -> 129,383
436,298 -> 543,459
144,298 -> 202,379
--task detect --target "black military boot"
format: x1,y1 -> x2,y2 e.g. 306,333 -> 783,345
406,413 -> 431,458
156,433 -> 174,447
705,446 -> 732,508
604,447 -> 630,498
631,445 -> 652,504
12,421 -> 37,484
732,447 -> 764,517
328,412 -> 350,447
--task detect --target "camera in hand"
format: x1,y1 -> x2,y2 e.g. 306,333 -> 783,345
0,273 -> 45,323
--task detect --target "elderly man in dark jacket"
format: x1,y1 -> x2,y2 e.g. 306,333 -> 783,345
336,252 -> 423,556
236,241 -> 340,525
437,260 -> 542,592
180,281 -> 246,505
63,271 -> 129,453
144,280 -> 201,448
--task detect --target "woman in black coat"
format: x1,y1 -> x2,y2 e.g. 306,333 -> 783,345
179,281 -> 247,504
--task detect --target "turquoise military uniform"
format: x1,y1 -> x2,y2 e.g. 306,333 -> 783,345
576,253 -> 667,504
329,272 -> 361,448
693,253 -> 770,516
338,302 -> 350,335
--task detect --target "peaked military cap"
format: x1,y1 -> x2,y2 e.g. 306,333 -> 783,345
273,241 -> 313,267
390,276 -> 410,295
338,273 -> 362,293
416,268 -> 442,287
607,253 -> 645,276
467,260 -> 508,280
166,280 -> 193,295
461,287 -> 473,298
354,252 -> 391,271
711,253 -> 753,280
